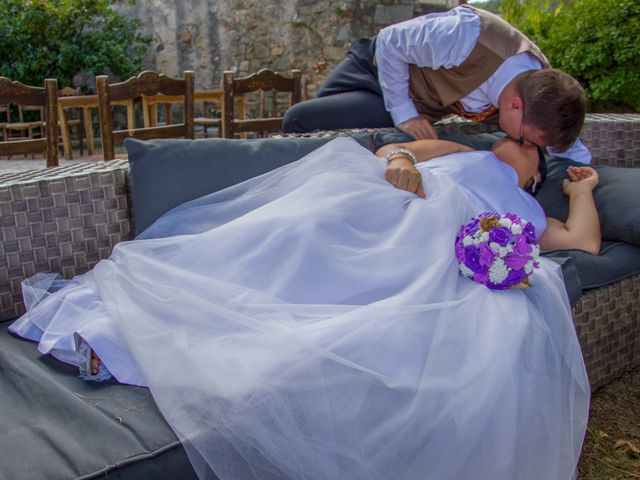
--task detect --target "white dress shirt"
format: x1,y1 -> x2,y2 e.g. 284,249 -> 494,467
375,6 -> 591,163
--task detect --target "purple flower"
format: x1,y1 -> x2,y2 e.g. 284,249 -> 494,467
523,222 -> 537,243
464,217 -> 480,236
487,280 -> 509,291
478,242 -> 497,266
505,268 -> 526,286
473,269 -> 489,284
506,213 -> 521,224
513,234 -> 533,255
455,237 -> 465,262
489,227 -> 511,246
464,245 -> 485,273
504,252 -> 530,270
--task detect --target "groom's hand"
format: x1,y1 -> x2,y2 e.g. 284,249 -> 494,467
397,116 -> 438,140
385,157 -> 425,198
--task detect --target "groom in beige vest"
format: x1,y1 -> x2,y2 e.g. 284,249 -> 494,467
283,5 -> 590,163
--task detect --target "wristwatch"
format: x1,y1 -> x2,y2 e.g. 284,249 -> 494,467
383,147 -> 417,166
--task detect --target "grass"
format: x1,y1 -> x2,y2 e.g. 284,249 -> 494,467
578,367 -> 640,479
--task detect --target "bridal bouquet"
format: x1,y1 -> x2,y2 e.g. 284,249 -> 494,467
455,212 -> 540,290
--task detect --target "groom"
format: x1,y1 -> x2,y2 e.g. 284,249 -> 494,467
283,5 -> 590,164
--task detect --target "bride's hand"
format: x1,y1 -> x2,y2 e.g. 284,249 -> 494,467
385,157 -> 425,198
562,166 -> 599,197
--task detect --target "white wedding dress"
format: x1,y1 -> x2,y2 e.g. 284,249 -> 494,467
11,138 -> 589,480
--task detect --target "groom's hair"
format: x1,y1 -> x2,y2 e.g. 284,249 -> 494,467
517,69 -> 586,152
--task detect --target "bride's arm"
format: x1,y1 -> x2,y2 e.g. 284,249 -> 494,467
539,166 -> 601,255
375,140 -> 473,198
376,139 -> 473,163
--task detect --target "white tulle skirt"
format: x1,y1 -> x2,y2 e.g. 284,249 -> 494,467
11,138 -> 589,480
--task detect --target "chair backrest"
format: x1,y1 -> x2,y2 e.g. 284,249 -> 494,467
222,68 -> 301,139
0,77 -> 59,167
96,70 -> 195,160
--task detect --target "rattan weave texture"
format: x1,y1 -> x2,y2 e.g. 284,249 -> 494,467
1,114 -> 639,389
574,274 -> 640,390
0,160 -> 131,319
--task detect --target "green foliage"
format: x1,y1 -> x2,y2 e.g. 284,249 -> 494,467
464,0 -> 502,15
501,0 -> 640,111
0,0 -> 150,90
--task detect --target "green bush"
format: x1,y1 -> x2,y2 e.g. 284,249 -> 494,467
501,0 -> 640,111
0,0 -> 150,90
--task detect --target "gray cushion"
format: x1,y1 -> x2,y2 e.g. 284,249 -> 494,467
542,255 -> 583,307
126,136 -> 372,236
536,157 -> 640,246
543,241 -> 640,291
0,321 -> 199,480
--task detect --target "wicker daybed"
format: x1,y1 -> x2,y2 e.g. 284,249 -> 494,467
0,113 -> 639,479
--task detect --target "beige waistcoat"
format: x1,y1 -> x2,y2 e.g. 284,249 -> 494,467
408,6 -> 550,123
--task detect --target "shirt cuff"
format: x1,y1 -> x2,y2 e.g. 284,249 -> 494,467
546,139 -> 592,164
389,101 -> 420,126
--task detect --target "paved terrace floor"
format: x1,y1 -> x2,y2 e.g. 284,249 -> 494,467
0,153 -> 115,174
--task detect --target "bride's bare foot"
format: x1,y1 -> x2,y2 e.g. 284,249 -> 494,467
90,352 -> 101,375
76,334 -> 112,381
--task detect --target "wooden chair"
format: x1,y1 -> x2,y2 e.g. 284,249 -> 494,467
194,90 -> 223,138
0,104 -> 8,140
0,77 -> 59,167
97,70 -> 195,160
58,86 -> 85,160
222,68 -> 301,139
3,103 -> 45,149
193,90 -> 246,138
144,90 -> 243,138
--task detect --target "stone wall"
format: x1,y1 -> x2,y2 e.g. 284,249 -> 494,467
117,0 -> 458,97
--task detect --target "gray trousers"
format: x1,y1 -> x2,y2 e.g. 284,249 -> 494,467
283,37 -> 395,133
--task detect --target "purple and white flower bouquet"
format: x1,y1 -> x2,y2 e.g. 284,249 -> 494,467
455,212 -> 540,290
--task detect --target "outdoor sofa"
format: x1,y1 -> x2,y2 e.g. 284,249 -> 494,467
1,114 -> 639,479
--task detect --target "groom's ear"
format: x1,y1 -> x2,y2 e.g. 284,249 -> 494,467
510,96 -> 524,112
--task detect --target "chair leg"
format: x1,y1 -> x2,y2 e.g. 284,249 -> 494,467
60,122 -> 73,160
77,118 -> 84,156
83,107 -> 94,156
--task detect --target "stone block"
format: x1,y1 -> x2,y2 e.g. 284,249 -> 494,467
323,45 -> 346,61
374,4 -> 414,25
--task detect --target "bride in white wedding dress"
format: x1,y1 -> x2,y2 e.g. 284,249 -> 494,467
10,137 -> 597,480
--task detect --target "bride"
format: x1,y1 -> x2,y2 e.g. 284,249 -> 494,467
10,136 -> 598,480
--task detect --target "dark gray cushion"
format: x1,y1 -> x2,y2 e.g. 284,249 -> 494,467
543,241 -> 640,291
536,157 -> 640,246
126,135 -> 372,236
542,255 -> 583,307
0,320 -> 199,480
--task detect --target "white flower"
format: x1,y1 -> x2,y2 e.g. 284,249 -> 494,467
462,235 -> 473,246
511,223 -> 523,234
480,232 -> 490,242
460,263 -> 474,278
531,245 -> 540,258
499,218 -> 513,228
490,242 -> 501,251
498,246 -> 509,257
489,258 -> 508,283
524,260 -> 534,274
